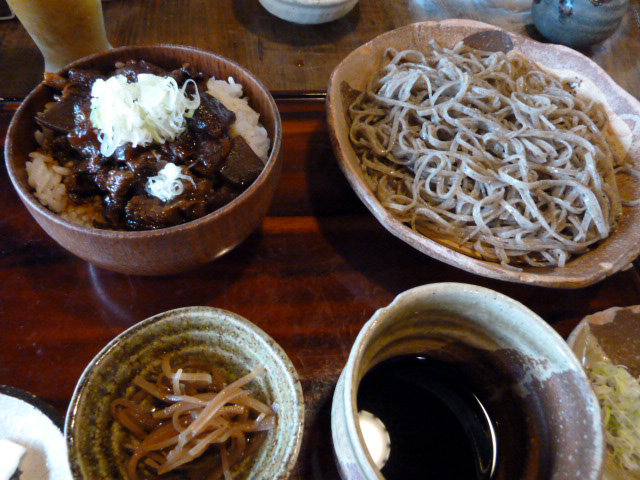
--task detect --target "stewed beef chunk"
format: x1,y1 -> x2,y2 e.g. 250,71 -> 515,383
105,168 -> 138,201
124,195 -> 185,230
96,168 -> 139,226
161,131 -> 198,163
126,151 -> 162,176
207,184 -> 240,211
124,177 -> 211,230
218,136 -> 264,188
36,91 -> 87,134
68,101 -> 102,158
191,137 -> 232,177
187,93 -> 235,138
66,68 -> 105,90
102,193 -> 127,226
47,135 -> 74,165
168,64 -> 206,86
112,144 -> 140,163
65,174 -> 100,200
75,155 -> 107,176
114,60 -> 167,82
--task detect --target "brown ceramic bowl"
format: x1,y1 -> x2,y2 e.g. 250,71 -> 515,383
65,306 -> 304,480
5,44 -> 283,275
327,19 -> 640,288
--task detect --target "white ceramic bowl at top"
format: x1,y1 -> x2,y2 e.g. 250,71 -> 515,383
331,283 -> 604,480
259,0 -> 357,24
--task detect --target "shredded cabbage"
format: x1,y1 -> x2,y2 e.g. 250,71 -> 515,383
589,361 -> 640,472
90,74 -> 200,157
145,163 -> 196,202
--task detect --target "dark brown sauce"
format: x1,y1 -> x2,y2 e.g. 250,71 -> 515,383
35,61 -> 265,231
357,355 -> 497,480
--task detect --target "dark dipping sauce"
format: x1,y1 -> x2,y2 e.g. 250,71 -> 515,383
357,355 -> 497,480
34,60 -> 266,231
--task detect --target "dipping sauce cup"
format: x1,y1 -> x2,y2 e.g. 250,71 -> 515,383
331,283 -> 604,480
7,0 -> 111,72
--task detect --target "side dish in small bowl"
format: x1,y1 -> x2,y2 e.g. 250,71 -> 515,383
568,305 -> 640,480
65,306 -> 304,480
5,44 -> 283,275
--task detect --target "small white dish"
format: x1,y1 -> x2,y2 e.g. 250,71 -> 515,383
259,0 -> 357,24
0,386 -> 72,480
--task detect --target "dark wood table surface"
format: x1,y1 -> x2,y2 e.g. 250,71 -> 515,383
2,1 -> 640,479
1,0 -> 640,98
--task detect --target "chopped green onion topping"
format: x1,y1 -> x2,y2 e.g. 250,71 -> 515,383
589,361 -> 640,472
90,74 -> 200,157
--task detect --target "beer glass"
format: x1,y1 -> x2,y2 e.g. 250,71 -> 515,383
7,0 -> 112,72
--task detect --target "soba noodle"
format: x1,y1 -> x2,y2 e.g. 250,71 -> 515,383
348,41 -> 624,268
112,355 -> 276,480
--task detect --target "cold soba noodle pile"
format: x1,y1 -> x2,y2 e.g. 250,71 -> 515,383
349,41 -> 627,268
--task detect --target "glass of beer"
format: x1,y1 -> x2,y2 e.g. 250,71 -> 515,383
7,0 -> 112,73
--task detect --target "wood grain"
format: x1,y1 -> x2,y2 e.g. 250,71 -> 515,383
1,0 -> 639,99
2,98 -> 640,478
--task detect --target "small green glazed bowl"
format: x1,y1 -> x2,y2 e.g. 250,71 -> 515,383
65,306 -> 304,480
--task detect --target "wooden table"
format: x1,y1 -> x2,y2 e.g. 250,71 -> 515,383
2,1 -> 640,479
1,0 -> 640,98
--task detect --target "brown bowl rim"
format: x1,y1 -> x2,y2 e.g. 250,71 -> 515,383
5,43 -> 283,239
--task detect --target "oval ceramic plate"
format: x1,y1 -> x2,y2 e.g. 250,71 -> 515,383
568,306 -> 640,480
326,19 -> 640,288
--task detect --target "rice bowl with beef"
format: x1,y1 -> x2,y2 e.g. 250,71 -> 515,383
4,45 -> 283,275
26,61 -> 271,231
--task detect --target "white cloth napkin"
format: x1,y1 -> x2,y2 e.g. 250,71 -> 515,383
0,393 -> 72,480
0,439 -> 25,480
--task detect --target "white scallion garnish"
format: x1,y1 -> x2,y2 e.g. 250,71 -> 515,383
145,163 -> 196,202
90,74 -> 200,157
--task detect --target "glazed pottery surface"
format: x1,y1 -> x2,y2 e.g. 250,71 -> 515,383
332,283 -> 603,480
569,305 -> 640,480
533,0 -> 629,48
326,19 -> 640,288
65,306 -> 304,480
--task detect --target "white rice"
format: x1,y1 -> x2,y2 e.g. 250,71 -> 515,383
26,151 -> 106,226
206,76 -> 271,162
26,152 -> 67,214
27,77 -> 270,226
